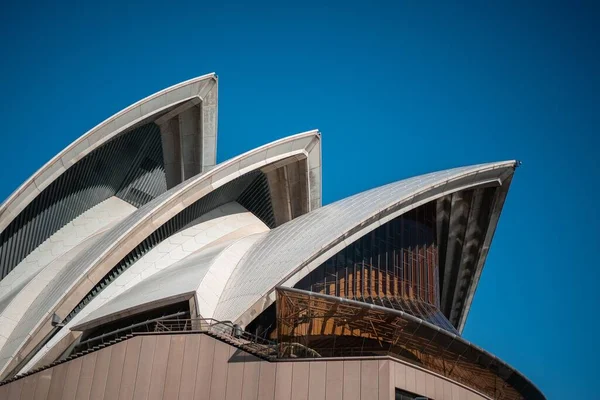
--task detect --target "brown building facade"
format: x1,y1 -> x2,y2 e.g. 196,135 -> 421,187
0,333 -> 490,400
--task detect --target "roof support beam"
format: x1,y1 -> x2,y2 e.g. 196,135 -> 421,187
155,78 -> 218,189
264,159 -> 310,226
449,188 -> 488,324
440,191 -> 472,316
457,172 -> 515,331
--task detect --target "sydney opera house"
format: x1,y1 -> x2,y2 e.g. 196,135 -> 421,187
0,74 -> 543,399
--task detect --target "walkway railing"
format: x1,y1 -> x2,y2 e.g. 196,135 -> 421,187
76,317 -> 279,360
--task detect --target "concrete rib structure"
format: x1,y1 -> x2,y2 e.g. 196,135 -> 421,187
0,74 -> 543,400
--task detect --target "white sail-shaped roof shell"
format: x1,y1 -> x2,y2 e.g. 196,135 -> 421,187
0,103 -> 321,378
213,161 -> 515,328
72,161 -> 515,339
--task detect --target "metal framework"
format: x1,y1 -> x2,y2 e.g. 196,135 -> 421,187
276,287 -> 543,400
77,317 -> 277,360
303,264 -> 456,334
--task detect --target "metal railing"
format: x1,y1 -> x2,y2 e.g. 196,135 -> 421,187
76,317 -> 279,360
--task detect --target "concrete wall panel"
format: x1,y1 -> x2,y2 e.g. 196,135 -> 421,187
209,339 -> 230,400
393,361 -> 405,391
451,383 -> 460,400
103,341 -> 127,400
74,351 -> 96,400
194,334 -> 215,400
404,365 -> 417,394
46,362 -> 68,400
162,335 -> 185,400
19,374 -> 38,400
443,379 -> 453,400
388,362 -> 395,400
325,360 -> 343,400
425,372 -> 436,399
435,376 -> 445,400
290,362 -> 309,400
240,354 -> 260,400
360,360 -> 378,399
415,368 -> 427,397
118,336 -> 142,400
132,336 -> 157,400
62,355 -> 83,400
256,360 -> 276,400
147,335 -> 171,400
33,368 -> 52,400
378,360 -> 392,400
0,378 -> 8,399
224,347 -> 244,400
89,347 -> 111,400
342,360 -> 360,400
273,362 -> 292,400
307,361 -> 326,400
469,389 -> 483,400
178,335 -> 201,400
460,386 -> 471,400
7,376 -> 23,400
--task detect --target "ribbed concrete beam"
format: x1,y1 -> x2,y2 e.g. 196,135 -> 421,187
448,188 -> 488,325
265,166 -> 292,225
154,77 -> 218,188
264,159 -> 309,226
440,191 -> 472,317
456,172 -> 515,332
158,117 -> 183,188
435,195 -> 451,296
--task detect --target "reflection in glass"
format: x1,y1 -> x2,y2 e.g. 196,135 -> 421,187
295,200 -> 457,334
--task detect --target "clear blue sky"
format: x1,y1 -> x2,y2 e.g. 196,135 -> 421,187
1,1 -> 597,398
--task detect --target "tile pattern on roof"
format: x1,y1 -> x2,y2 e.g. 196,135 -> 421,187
214,161 -> 515,324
